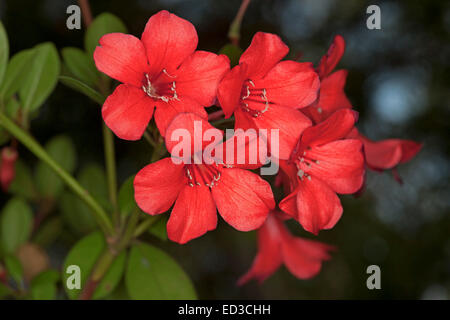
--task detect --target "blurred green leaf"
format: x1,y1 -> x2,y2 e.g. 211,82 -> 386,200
125,243 -> 197,300
0,198 -> 33,254
118,175 -> 137,217
34,135 -> 77,198
4,255 -> 23,286
60,192 -> 97,235
148,216 -> 168,241
33,217 -> 63,248
59,76 -> 105,105
93,251 -> 126,299
78,163 -> 109,210
19,42 -> 60,111
61,47 -> 99,87
9,160 -> 37,200
0,282 -> 12,299
30,269 -> 59,300
0,49 -> 34,101
84,13 -> 127,58
0,21 -> 9,86
63,232 -> 104,300
219,44 -> 242,67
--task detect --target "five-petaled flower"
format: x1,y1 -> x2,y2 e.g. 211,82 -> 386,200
94,10 -> 230,139
134,113 -> 275,244
217,32 -> 320,160
238,212 -> 334,284
279,109 -> 365,234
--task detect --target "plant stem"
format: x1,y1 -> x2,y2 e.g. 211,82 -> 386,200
133,215 -> 161,238
228,0 -> 251,45
0,113 -> 115,237
103,124 -> 119,225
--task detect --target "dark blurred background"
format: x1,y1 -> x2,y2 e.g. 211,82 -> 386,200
1,0 -> 449,299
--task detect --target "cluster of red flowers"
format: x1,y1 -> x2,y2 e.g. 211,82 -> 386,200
93,11 -> 422,283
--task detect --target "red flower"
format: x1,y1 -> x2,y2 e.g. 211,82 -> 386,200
238,212 -> 334,284
217,32 -> 319,160
348,128 -> 422,183
94,10 -> 230,139
279,109 -> 365,234
133,113 -> 275,244
0,147 -> 18,192
302,35 -> 352,124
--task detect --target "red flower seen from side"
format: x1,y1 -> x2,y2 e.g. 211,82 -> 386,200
217,32 -> 320,160
279,109 -> 365,234
133,113 -> 275,244
0,147 -> 18,192
238,212 -> 334,285
302,35 -> 352,124
94,10 -> 230,139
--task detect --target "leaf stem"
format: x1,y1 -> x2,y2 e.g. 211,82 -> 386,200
228,0 -> 252,45
103,124 -> 119,226
0,113 -> 115,237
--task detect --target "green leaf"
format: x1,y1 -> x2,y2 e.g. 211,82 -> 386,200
30,269 -> 59,300
84,13 -> 127,58
78,163 -> 109,210
4,255 -> 23,286
60,192 -> 97,235
0,21 -> 9,86
34,135 -> 77,198
118,175 -> 137,217
0,198 -> 33,254
63,232 -> 104,299
219,44 -> 243,67
93,251 -> 126,299
0,49 -> 35,101
148,216 -> 168,241
33,217 -> 63,248
59,76 -> 105,105
19,42 -> 60,111
0,282 -> 12,299
125,243 -> 197,300
61,47 -> 99,87
9,160 -> 37,200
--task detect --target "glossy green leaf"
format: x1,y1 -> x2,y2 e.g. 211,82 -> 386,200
93,251 -> 126,299
60,192 -> 97,235
0,49 -> 34,101
125,243 -> 197,300
34,135 -> 77,198
4,255 -> 23,286
78,163 -> 109,210
33,217 -> 63,248
0,21 -> 9,86
0,198 -> 33,254
118,175 -> 137,217
59,76 -> 105,105
219,44 -> 243,67
61,47 -> 99,87
30,269 -> 59,300
19,42 -> 60,111
63,232 -> 104,299
84,13 -> 127,58
9,160 -> 37,200
148,216 -> 168,241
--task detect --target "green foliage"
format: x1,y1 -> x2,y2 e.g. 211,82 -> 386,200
19,42 -> 60,111
0,49 -> 35,102
148,216 -> 168,241
219,44 -> 243,67
93,251 -> 126,299
59,76 -> 105,105
0,198 -> 33,254
34,135 -> 77,199
0,21 -> 9,86
4,255 -> 23,287
84,13 -> 127,58
30,269 -> 59,300
125,243 -> 197,300
9,160 -> 37,201
118,175 -> 138,218
61,47 -> 99,87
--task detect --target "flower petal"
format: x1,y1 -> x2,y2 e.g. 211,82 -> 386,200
399,140 -> 423,164
238,214 -> 283,285
102,84 -> 154,140
154,97 -> 207,137
175,51 -> 230,106
141,10 -> 198,75
255,61 -> 319,108
301,139 -> 365,194
134,158 -> 186,215
302,70 -> 352,123
94,33 -> 149,87
288,177 -> 343,234
167,184 -> 217,244
212,168 -> 274,231
239,32 -> 289,79
217,64 -> 249,118
300,109 -> 356,148
252,105 -> 312,160
316,35 -> 345,79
